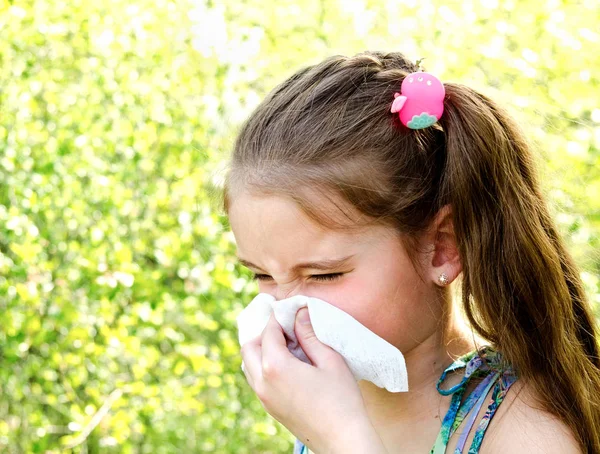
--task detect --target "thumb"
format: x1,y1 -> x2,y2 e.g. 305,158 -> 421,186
294,307 -> 335,367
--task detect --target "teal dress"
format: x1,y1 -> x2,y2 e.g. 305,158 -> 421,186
293,346 -> 518,454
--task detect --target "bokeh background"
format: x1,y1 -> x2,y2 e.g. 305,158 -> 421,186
1,0 -> 599,452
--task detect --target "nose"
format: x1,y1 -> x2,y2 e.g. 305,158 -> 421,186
273,280 -> 303,301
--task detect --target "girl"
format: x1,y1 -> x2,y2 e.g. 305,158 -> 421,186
223,51 -> 600,453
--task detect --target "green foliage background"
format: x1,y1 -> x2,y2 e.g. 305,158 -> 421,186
0,0 -> 598,452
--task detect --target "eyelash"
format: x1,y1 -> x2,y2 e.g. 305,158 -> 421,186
252,273 -> 344,282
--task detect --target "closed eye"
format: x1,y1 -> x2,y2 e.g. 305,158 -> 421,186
310,273 -> 344,282
252,273 -> 344,282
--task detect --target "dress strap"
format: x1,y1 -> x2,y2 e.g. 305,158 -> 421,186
466,370 -> 517,453
430,346 -> 518,454
293,438 -> 307,454
454,372 -> 499,451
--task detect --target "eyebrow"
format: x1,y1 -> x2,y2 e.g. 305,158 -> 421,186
237,254 -> 355,273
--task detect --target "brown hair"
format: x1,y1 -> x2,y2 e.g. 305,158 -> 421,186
223,51 -> 600,451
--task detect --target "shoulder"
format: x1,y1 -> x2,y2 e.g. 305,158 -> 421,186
481,379 -> 582,454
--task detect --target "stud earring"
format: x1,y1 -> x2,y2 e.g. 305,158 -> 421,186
438,273 -> 449,286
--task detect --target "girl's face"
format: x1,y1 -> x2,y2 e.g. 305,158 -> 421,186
228,191 -> 444,353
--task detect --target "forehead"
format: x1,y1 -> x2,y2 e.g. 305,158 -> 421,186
227,191 -> 395,263
229,191 -> 350,249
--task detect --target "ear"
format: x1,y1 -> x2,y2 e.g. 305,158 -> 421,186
424,205 -> 462,287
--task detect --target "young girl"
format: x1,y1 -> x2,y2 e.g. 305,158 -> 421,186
223,51 -> 600,453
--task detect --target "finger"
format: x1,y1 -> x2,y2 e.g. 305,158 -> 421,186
294,307 -> 340,369
241,336 -> 263,387
261,312 -> 291,373
241,360 -> 252,388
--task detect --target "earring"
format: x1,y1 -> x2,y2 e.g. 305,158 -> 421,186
438,273 -> 449,286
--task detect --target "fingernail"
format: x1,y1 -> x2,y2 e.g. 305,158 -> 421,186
297,308 -> 311,325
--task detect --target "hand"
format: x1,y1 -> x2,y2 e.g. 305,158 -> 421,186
241,308 -> 386,453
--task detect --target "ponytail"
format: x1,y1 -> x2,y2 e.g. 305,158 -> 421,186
439,83 -> 600,452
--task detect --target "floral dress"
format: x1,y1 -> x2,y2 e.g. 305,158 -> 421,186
293,346 -> 518,454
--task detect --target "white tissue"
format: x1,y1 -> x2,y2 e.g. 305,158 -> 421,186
236,293 -> 408,393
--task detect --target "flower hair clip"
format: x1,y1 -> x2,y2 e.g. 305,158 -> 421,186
390,71 -> 445,130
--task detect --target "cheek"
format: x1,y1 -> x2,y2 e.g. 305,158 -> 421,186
304,273 -> 401,329
308,276 -> 367,311
316,266 -> 435,351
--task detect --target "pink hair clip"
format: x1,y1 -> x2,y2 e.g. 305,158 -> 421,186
390,71 -> 445,129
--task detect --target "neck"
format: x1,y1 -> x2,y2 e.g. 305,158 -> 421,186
358,302 -> 478,429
